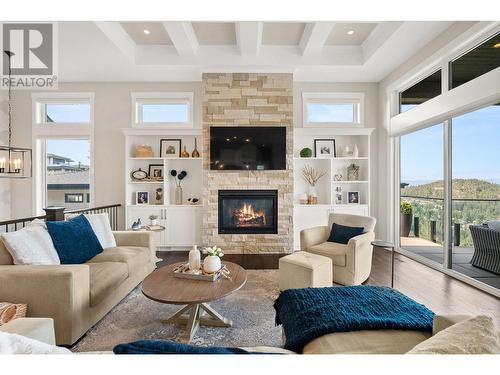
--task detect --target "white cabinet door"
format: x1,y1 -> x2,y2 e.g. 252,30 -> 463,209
165,207 -> 203,247
293,206 -> 332,250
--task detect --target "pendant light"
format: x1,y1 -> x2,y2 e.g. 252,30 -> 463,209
0,50 -> 32,178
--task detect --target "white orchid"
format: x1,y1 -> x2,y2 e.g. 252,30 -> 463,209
203,245 -> 224,258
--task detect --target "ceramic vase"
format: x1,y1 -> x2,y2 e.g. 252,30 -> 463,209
175,186 -> 183,205
353,144 -> 359,157
188,245 -> 201,271
308,186 -> 318,204
203,255 -> 221,273
181,146 -> 190,158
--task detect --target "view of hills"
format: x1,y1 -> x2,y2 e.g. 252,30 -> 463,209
401,179 -> 500,246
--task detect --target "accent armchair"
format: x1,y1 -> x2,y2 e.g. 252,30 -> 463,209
300,213 -> 376,285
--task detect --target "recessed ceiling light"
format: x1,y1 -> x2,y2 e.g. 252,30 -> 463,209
493,42 -> 500,48
143,29 -> 151,35
347,30 -> 355,35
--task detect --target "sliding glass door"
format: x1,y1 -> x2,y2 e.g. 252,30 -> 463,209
450,104 -> 500,289
400,124 -> 445,265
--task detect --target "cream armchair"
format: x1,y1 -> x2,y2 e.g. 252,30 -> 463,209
300,213 -> 376,285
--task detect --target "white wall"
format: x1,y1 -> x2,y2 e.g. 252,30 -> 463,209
10,82 -> 202,223
294,82 -> 380,236
0,91 -> 11,220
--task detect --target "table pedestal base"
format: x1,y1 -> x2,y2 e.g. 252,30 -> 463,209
165,303 -> 232,342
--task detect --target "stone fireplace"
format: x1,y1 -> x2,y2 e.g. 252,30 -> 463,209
202,73 -> 293,254
218,190 -> 278,234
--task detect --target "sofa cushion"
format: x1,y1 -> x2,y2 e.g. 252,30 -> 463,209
88,262 -> 128,307
87,246 -> 150,276
303,329 -> 431,354
1,220 -> 60,265
327,223 -> 364,244
407,315 -> 500,354
46,215 -> 103,264
65,213 -> 116,249
114,340 -> 252,354
308,242 -> 347,267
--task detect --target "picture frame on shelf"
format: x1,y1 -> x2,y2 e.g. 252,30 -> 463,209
160,139 -> 181,158
148,164 -> 164,179
347,191 -> 360,204
314,139 -> 336,158
136,191 -> 149,205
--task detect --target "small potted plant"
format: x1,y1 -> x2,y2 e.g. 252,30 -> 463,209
400,200 -> 413,237
148,214 -> 158,226
203,245 -> 224,273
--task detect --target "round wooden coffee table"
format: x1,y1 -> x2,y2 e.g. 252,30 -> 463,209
142,261 -> 247,342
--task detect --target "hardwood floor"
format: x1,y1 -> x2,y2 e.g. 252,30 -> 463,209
157,248 -> 500,324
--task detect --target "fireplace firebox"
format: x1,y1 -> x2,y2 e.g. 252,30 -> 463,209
218,190 -> 278,234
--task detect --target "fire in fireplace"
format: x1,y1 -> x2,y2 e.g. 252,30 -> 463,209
218,190 -> 278,234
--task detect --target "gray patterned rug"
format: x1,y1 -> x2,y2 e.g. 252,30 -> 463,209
72,270 -> 282,352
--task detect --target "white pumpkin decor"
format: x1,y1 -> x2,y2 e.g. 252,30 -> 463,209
203,245 -> 224,273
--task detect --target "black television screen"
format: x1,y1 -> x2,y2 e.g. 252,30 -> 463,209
210,127 -> 286,170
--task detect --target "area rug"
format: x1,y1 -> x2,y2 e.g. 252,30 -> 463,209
72,270 -> 282,352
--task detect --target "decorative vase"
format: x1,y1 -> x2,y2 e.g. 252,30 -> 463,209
353,144 -> 359,157
181,146 -> 190,158
175,186 -> 183,205
191,138 -> 200,158
344,145 -> 352,157
188,245 -> 201,271
308,185 -> 318,205
203,255 -> 221,273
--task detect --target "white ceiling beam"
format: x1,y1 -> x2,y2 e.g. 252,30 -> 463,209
361,22 -> 404,62
235,22 -> 263,56
94,22 -> 136,63
299,22 -> 336,56
162,22 -> 199,57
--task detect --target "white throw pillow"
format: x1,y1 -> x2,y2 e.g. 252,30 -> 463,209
0,219 -> 60,265
65,213 -> 116,249
407,315 -> 500,354
0,332 -> 70,354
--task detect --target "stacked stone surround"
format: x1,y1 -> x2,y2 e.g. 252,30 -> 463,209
202,73 -> 293,254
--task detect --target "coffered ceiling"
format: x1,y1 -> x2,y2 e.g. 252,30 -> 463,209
56,21 -> 473,82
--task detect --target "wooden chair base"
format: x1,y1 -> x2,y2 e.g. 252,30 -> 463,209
165,303 -> 232,342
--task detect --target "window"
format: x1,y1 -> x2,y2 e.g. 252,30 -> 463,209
35,100 -> 91,124
32,93 -> 94,214
450,32 -> 500,89
46,139 -> 91,209
65,193 -> 84,203
303,93 -> 363,127
132,92 -> 193,127
399,70 -> 442,113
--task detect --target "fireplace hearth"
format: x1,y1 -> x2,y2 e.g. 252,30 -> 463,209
218,190 -> 278,234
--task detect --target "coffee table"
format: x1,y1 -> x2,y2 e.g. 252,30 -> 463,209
142,261 -> 247,342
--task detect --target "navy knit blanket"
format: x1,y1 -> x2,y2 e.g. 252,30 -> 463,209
274,286 -> 434,353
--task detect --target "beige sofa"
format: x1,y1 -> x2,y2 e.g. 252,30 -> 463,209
0,231 -> 156,346
301,213 -> 376,285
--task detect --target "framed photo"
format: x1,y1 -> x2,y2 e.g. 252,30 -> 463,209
148,164 -> 164,179
314,139 -> 336,158
136,191 -> 149,205
160,139 -> 181,158
347,191 -> 360,204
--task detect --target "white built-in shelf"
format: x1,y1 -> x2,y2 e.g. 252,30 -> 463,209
293,204 -> 332,207
332,180 -> 369,184
128,181 -> 164,184
126,204 -> 203,208
333,204 -> 368,207
293,156 -> 368,160
128,157 -> 202,161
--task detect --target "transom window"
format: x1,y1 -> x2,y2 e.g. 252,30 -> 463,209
35,100 -> 91,124
303,93 -> 363,127
132,92 -> 193,127
399,70 -> 442,113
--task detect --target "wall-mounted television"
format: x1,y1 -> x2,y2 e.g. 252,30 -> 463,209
210,126 -> 286,170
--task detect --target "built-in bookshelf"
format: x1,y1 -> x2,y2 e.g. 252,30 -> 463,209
123,128 -> 203,248
292,127 -> 375,249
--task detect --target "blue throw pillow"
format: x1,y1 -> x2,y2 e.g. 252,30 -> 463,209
327,222 -> 364,244
113,340 -> 251,354
46,214 -> 103,264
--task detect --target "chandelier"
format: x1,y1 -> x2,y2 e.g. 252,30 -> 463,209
0,50 -> 32,178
